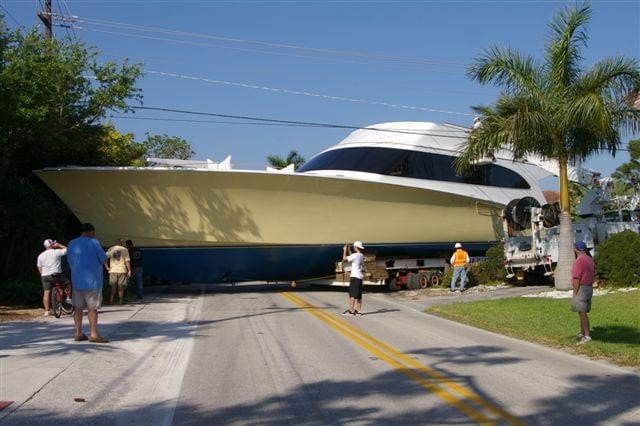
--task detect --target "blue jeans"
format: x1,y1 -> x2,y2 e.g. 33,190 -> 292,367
132,267 -> 144,298
451,266 -> 467,291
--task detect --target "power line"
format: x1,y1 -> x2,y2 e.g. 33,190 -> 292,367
60,14 -> 468,72
128,105 -> 470,139
0,4 -> 23,27
74,26 -> 465,74
116,108 -> 633,153
145,70 -> 475,116
111,115 -> 324,128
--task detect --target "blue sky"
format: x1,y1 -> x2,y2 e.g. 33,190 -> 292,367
3,0 -> 639,187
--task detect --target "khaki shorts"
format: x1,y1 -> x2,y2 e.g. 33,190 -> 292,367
109,273 -> 128,288
73,289 -> 102,310
571,285 -> 593,313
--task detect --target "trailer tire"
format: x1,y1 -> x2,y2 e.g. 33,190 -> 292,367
428,272 -> 442,287
387,277 -> 398,291
417,272 -> 429,289
407,273 -> 420,290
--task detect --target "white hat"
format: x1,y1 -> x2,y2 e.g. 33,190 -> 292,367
353,241 -> 365,250
43,239 -> 55,248
454,242 -> 462,248
473,116 -> 481,122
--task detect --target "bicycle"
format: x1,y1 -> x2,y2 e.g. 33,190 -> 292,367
51,276 -> 74,318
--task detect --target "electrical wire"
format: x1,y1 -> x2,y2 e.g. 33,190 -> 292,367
73,26 -> 465,74
65,14 -> 468,70
0,4 -> 23,27
127,105 -> 470,139
145,70 -> 475,116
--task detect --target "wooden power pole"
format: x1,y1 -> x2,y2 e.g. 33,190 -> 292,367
37,0 -> 53,39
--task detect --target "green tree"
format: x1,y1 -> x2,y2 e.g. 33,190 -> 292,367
142,133 -> 194,160
459,3 -> 640,290
105,125 -> 148,166
0,25 -> 143,182
612,139 -> 640,188
0,18 -> 143,282
267,150 -> 306,170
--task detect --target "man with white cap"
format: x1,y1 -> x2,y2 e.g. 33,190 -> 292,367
450,242 -> 470,292
36,238 -> 70,316
342,241 -> 365,315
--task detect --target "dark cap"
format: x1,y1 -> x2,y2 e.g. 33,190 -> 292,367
80,223 -> 95,233
574,241 -> 588,251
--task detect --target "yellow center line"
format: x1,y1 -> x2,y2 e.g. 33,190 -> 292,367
281,292 -> 524,426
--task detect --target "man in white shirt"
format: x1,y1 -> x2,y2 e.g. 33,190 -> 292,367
36,239 -> 71,316
342,241 -> 365,316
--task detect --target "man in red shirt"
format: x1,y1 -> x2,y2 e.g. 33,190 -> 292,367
571,241 -> 595,345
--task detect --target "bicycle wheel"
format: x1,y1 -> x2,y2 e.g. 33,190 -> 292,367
61,286 -> 74,315
61,297 -> 74,315
51,287 -> 63,318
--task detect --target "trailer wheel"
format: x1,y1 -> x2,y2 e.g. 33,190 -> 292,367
407,273 -> 420,290
417,272 -> 429,289
387,277 -> 398,291
428,272 -> 442,287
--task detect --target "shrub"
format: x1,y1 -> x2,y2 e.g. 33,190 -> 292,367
594,230 -> 640,287
0,279 -> 42,306
470,243 -> 507,285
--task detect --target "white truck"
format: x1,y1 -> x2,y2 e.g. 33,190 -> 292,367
503,170 -> 640,282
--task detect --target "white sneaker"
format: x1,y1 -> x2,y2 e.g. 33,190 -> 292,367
577,336 -> 592,345
65,298 -> 73,305
44,311 -> 50,316
577,333 -> 584,341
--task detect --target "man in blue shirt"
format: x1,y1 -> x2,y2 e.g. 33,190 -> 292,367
67,223 -> 109,343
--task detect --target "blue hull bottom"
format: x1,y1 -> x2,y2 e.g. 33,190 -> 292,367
142,242 -> 495,284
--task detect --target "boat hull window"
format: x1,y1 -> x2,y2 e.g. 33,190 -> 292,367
298,147 -> 530,189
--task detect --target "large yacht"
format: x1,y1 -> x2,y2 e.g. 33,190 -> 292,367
35,121 -> 556,283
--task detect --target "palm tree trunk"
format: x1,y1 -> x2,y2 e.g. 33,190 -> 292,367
554,160 -> 573,290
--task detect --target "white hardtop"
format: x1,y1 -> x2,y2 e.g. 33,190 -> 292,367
316,121 -> 558,181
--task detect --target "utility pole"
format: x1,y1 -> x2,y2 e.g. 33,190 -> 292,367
37,0 -> 53,39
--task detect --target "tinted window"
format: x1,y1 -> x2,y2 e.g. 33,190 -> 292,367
298,147 -> 530,189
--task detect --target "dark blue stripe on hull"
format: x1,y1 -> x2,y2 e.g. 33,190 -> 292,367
142,242 -> 495,283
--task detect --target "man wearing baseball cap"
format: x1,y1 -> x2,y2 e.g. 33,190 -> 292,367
342,241 -> 365,315
36,239 -> 70,316
572,241 -> 595,345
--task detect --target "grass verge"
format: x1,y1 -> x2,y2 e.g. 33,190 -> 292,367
427,289 -> 640,368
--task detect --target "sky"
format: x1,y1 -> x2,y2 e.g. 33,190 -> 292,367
2,0 -> 639,189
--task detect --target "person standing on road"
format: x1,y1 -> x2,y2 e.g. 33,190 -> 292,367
572,241 -> 595,345
342,241 -> 365,316
125,239 -> 144,300
106,239 -> 131,305
67,223 -> 109,343
450,242 -> 470,292
36,239 -> 70,316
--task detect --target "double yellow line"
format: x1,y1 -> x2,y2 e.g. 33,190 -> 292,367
281,292 -> 523,426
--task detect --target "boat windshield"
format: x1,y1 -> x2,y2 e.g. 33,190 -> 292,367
298,147 -> 530,189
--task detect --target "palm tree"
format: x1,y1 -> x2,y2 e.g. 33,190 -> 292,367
267,150 -> 306,170
459,3 -> 640,289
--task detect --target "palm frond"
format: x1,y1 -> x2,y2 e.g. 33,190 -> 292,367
546,2 -> 591,90
570,57 -> 640,140
467,46 -> 540,93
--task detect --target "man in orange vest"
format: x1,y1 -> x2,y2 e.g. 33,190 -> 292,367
450,242 -> 469,292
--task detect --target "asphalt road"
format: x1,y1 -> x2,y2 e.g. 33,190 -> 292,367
1,283 -> 638,425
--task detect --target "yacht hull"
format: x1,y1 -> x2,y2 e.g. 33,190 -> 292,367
36,168 -> 505,282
